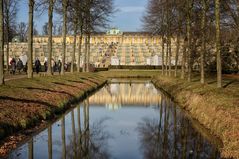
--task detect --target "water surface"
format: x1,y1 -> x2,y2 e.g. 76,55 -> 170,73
7,79 -> 221,159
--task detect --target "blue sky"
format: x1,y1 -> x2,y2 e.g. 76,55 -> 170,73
17,0 -> 148,34
110,0 -> 147,31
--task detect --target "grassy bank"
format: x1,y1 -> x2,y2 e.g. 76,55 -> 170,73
152,75 -> 239,158
0,73 -> 106,156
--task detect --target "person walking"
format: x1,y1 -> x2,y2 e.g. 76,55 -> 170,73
44,60 -> 48,72
64,63 -> 68,72
10,58 -> 16,74
35,58 -> 41,74
57,60 -> 62,74
16,58 -> 24,73
24,62 -> 27,74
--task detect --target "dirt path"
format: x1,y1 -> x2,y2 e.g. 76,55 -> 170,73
4,74 -> 27,81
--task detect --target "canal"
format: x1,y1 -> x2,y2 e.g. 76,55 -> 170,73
7,79 -> 221,159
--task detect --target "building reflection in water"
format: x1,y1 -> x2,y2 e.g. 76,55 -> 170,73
89,80 -> 161,110
7,81 -> 221,159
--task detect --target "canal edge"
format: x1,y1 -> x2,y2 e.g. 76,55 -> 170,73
0,75 -> 108,158
151,77 -> 238,159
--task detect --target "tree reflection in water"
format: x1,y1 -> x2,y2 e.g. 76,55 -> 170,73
137,94 -> 221,159
66,98 -> 112,159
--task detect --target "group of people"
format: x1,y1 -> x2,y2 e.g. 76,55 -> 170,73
10,57 -> 69,75
10,58 -> 26,74
42,58 -> 69,74
44,59 -> 62,74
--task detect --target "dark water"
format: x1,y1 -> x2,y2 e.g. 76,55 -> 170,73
7,79 -> 221,159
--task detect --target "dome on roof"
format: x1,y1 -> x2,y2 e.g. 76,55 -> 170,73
106,28 -> 123,35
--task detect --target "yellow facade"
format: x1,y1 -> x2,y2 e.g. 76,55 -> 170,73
5,32 -> 180,67
33,33 -> 161,45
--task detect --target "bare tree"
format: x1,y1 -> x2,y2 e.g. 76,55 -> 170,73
200,0 -> 209,84
61,0 -> 67,75
42,22 -> 48,35
0,0 -> 4,85
3,0 -> 18,72
181,38 -> 187,79
186,0 -> 193,82
47,0 -> 54,75
174,0 -> 184,77
215,0 -> 222,88
142,0 -> 237,87
68,0 -> 80,73
82,0 -> 114,72
166,0 -> 172,77
17,22 -> 28,42
77,11 -> 83,72
27,0 -> 34,79
71,17 -> 77,73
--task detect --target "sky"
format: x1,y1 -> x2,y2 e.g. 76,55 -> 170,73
110,0 -> 148,31
17,0 -> 148,34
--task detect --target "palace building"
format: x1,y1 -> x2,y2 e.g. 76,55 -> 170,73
5,28 -> 180,67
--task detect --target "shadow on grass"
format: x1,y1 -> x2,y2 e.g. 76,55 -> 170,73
207,81 -> 217,84
67,80 -> 84,84
192,79 -> 200,82
16,87 -> 74,98
223,80 -> 238,88
79,77 -> 99,85
52,82 -> 78,87
0,96 -> 55,109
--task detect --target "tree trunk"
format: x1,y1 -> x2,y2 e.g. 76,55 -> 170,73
161,37 -> 165,75
186,0 -> 192,82
6,37 -> 9,72
86,33 -> 90,72
161,6 -> 165,76
71,19 -> 78,73
61,0 -> 67,75
166,40 -> 168,76
27,0 -> 34,79
5,0 -> 9,72
181,38 -> 187,79
168,1 -> 172,77
215,0 -> 222,88
47,0 -> 54,75
0,0 -> 4,85
175,15 -> 182,77
77,30 -> 83,72
200,0 -> 207,84
175,33 -> 180,77
165,0 -> 169,76
168,36 -> 172,77
83,36 -> 87,72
